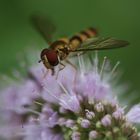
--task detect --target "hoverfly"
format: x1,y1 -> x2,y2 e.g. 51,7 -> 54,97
31,15 -> 129,75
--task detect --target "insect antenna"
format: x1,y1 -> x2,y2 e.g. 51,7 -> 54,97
38,60 -> 42,63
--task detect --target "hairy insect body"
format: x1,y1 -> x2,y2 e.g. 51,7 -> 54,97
50,39 -> 69,61
49,28 -> 97,62
32,15 -> 128,75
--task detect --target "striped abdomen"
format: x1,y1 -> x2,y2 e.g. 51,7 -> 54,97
69,27 -> 97,51
50,27 -> 97,61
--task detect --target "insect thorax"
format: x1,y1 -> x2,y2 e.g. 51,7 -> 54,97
50,39 -> 70,61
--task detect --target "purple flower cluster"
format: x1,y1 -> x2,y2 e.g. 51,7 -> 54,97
0,55 -> 140,140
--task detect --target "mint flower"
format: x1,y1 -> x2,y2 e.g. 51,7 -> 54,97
0,53 -> 140,140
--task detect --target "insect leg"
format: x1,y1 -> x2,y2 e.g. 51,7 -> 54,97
59,62 -> 65,70
42,69 -> 49,78
70,51 -> 86,58
42,68 -> 55,77
65,59 -> 78,92
51,68 -> 55,76
55,62 -> 65,79
65,59 -> 77,70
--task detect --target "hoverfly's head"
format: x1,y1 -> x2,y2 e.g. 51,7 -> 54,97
39,49 -> 59,69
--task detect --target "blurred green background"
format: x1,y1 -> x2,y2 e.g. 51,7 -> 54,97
0,0 -> 139,104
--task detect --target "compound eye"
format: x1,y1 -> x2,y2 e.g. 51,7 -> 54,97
40,49 -> 59,66
40,49 -> 48,60
46,50 -> 59,66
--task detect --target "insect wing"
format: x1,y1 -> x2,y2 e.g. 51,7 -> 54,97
80,37 -> 102,47
30,15 -> 56,44
73,37 -> 129,52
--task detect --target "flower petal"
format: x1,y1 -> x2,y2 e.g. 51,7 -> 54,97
126,104 -> 140,123
59,93 -> 80,113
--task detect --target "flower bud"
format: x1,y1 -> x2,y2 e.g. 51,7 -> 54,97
101,114 -> 111,127
89,130 -> 98,139
58,117 -> 66,126
66,119 -> 75,128
129,133 -> 140,140
112,108 -> 123,120
96,121 -> 102,128
113,127 -> 120,134
95,102 -> 104,112
122,123 -> 134,136
85,110 -> 95,120
105,131 -> 112,138
71,131 -> 81,140
59,106 -> 67,113
81,119 -> 90,128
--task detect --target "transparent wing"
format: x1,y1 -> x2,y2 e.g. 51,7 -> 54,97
72,37 -> 129,52
30,15 -> 56,44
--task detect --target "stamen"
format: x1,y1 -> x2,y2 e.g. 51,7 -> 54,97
122,106 -> 127,110
85,109 -> 90,113
77,53 -> 82,72
42,69 -> 49,79
16,124 -> 41,136
94,51 -> 98,74
26,108 -> 40,115
2,75 -> 17,84
77,53 -> 85,74
43,87 -> 59,101
100,56 -> 107,78
57,81 -> 69,95
34,101 -> 43,106
111,61 -> 120,75
14,132 -> 27,137
12,69 -> 22,79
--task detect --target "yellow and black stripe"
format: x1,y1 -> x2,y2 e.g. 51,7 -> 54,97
51,27 -> 97,51
69,27 -> 97,51
50,27 -> 97,60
